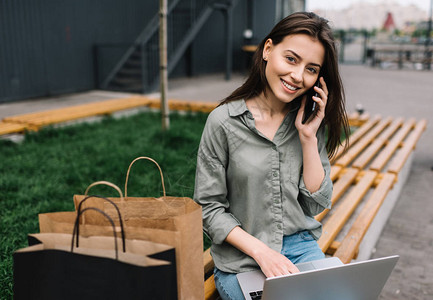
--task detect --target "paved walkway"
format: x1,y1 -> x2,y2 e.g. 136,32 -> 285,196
1,65 -> 432,299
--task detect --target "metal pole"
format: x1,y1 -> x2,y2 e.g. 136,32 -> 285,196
159,0 -> 170,130
425,0 -> 433,70
141,44 -> 148,92
339,30 -> 345,63
362,30 -> 368,64
225,4 -> 233,81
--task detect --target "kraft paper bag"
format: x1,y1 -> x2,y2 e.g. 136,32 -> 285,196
73,157 -> 204,300
39,195 -> 183,266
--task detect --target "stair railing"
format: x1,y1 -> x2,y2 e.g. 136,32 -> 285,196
100,0 -> 217,93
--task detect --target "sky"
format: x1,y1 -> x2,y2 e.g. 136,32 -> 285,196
306,0 -> 431,13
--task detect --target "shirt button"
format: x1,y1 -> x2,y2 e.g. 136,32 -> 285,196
273,171 -> 278,177
272,145 -> 277,151
277,224 -> 282,230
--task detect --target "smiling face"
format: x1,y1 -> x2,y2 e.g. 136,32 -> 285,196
263,34 -> 325,105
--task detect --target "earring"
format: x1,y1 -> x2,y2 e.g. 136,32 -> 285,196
263,57 -> 268,61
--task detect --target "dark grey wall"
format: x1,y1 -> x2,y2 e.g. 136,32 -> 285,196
0,0 -> 279,103
171,0 -> 248,77
0,0 -> 158,102
252,1 -> 277,43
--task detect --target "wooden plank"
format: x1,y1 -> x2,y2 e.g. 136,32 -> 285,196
2,97 -> 135,122
325,241 -> 341,255
348,112 -> 370,127
387,119 -> 427,174
317,170 -> 377,253
333,173 -> 396,263
149,99 -> 217,113
184,101 -> 217,113
330,115 -> 381,163
358,113 -> 371,124
316,168 -> 359,222
203,248 -> 215,277
351,118 -> 403,170
204,275 -> 219,300
242,45 -> 257,52
1,97 -> 217,131
347,115 -> 381,145
369,119 -> 415,172
335,117 -> 392,168
325,241 -> 360,259
0,122 -> 27,135
326,241 -> 359,259
29,97 -> 156,125
330,165 -> 343,181
3,97 -> 155,126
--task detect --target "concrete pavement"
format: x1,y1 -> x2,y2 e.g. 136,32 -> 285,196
1,64 -> 432,299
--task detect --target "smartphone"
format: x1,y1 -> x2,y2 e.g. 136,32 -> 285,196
302,80 -> 321,124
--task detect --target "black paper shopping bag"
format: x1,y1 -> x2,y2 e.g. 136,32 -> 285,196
13,206 -> 177,300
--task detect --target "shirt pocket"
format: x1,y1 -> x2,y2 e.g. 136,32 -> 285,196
281,146 -> 302,185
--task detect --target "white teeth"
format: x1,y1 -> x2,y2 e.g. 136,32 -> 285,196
282,80 -> 297,91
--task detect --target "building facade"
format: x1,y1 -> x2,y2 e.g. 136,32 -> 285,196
0,0 -> 305,103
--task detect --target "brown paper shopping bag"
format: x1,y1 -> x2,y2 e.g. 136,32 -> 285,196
73,157 -> 204,300
39,195 -> 182,254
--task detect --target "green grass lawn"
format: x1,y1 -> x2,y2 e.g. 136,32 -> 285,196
0,111 -> 210,298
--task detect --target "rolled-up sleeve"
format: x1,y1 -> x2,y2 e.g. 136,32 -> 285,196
298,127 -> 333,216
194,111 -> 241,244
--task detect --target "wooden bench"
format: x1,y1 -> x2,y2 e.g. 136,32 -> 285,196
241,45 -> 258,53
0,121 -> 29,135
369,45 -> 433,69
0,97 -> 216,135
202,112 -> 427,300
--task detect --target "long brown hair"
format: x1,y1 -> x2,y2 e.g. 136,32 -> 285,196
221,12 -> 349,159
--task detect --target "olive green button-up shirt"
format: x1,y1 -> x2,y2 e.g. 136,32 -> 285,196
194,99 -> 332,273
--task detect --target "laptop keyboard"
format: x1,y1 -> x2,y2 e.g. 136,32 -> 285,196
249,290 -> 263,300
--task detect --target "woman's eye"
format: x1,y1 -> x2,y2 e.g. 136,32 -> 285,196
307,67 -> 318,74
286,56 -> 295,63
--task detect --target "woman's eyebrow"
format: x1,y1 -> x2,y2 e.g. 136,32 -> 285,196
284,50 -> 322,68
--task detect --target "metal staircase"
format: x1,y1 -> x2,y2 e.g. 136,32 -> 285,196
99,0 -> 218,93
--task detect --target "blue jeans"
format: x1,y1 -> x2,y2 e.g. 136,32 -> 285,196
213,230 -> 325,300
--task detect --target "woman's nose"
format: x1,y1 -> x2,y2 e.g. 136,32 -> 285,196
290,67 -> 303,83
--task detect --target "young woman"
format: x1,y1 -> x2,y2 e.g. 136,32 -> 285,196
194,12 -> 349,299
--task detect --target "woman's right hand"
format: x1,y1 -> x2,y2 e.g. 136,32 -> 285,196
225,226 -> 300,278
251,243 -> 300,278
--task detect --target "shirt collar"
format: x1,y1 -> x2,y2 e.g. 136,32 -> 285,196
227,99 -> 249,117
227,98 -> 301,118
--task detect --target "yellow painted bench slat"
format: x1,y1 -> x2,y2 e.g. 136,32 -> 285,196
369,119 -> 416,172
387,119 -> 427,174
335,117 -> 392,168
333,173 -> 396,263
315,167 -> 359,222
331,115 -> 380,163
0,122 -> 27,135
317,170 -> 377,253
1,97 -> 218,134
351,118 -> 403,170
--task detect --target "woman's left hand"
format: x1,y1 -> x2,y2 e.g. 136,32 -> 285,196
295,77 -> 328,142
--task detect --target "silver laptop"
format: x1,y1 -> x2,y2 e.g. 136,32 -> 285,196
237,255 -> 399,300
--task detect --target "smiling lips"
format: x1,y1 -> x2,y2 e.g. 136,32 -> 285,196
281,79 -> 300,93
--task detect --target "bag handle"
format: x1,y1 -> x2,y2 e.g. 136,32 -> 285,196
75,195 -> 126,252
81,181 -> 125,224
85,181 -> 124,200
124,156 -> 166,198
71,207 -> 121,260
